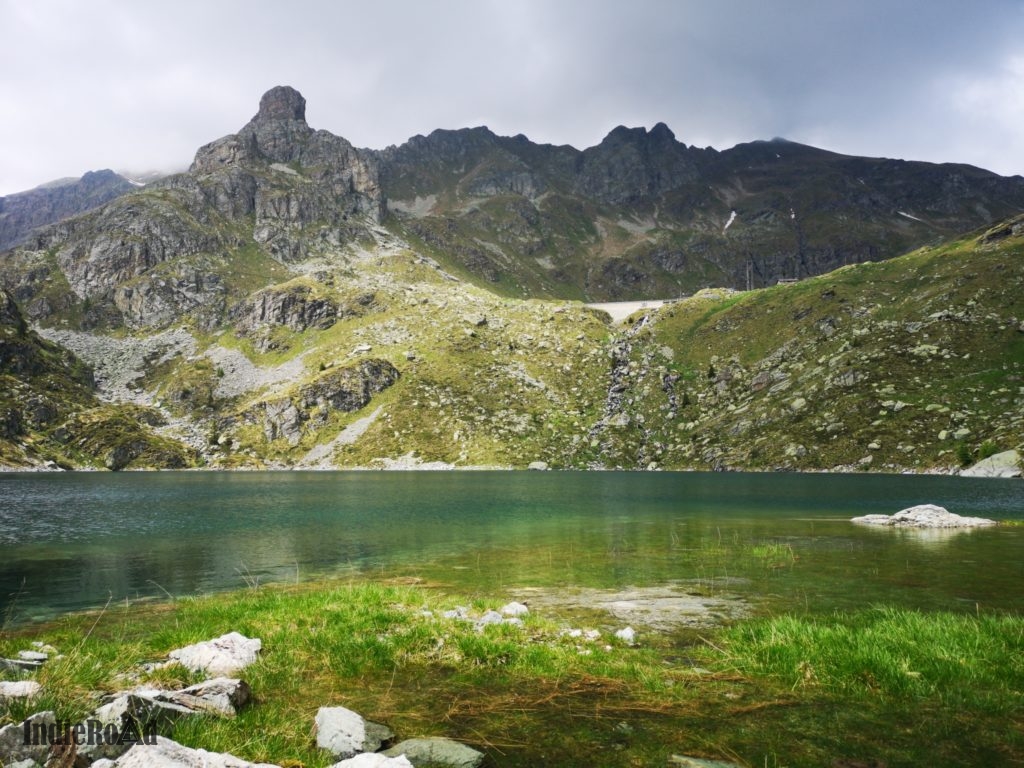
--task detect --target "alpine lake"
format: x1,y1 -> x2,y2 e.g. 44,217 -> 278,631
1,470 -> 1022,767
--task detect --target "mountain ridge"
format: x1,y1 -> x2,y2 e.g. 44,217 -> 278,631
0,86 -> 1021,473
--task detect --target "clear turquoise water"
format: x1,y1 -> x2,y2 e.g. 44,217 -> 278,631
1,471 -> 1022,623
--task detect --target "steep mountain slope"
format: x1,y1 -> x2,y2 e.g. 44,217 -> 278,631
0,86 -> 379,331
0,170 -> 136,252
0,86 -> 1021,473
0,288 -> 193,469
381,126 -> 1024,300
594,215 -> 1024,472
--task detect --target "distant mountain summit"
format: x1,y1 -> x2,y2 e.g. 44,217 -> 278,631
379,117 -> 1024,298
0,169 -> 136,252
2,87 -> 1024,473
3,84 -> 1024,331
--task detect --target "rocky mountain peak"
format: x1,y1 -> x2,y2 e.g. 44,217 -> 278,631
254,86 -> 307,123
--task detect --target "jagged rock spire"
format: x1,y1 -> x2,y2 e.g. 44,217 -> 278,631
255,86 -> 306,122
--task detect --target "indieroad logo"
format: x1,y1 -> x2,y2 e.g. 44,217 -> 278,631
23,717 -> 158,748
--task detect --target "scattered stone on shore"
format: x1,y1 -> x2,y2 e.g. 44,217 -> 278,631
614,627 -> 637,645
0,657 -> 44,674
383,737 -> 485,768
116,735 -> 281,767
16,650 -> 48,663
0,711 -> 55,766
331,754 -> 414,768
0,680 -> 41,703
960,449 -> 1022,478
527,461 -> 549,471
474,610 -> 505,630
94,677 -> 252,728
166,632 -> 262,676
315,706 -> 394,760
851,504 -> 997,528
500,601 -> 529,617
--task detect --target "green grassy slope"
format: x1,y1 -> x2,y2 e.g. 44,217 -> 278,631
602,215 -> 1024,471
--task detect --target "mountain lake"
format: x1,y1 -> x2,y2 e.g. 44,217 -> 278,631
2,470 -> 1022,624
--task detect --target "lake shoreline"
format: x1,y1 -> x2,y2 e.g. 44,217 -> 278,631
2,576 -> 1021,767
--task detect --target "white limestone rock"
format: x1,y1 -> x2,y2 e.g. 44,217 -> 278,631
614,626 -> 637,645
315,706 -> 394,760
852,504 -> 997,528
116,736 -> 281,767
331,754 -> 414,768
961,449 -> 1022,478
0,680 -> 41,703
167,632 -> 262,676
500,601 -> 529,617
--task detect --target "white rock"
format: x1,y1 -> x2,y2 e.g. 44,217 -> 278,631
0,680 -> 41,702
16,650 -> 48,662
500,601 -> 529,617
475,610 -> 504,629
852,504 -> 997,528
117,736 -> 281,767
615,627 -> 637,645
167,632 -> 261,676
0,711 -> 56,765
961,450 -> 1022,478
331,754 -> 414,768
315,706 -> 393,759
527,461 -> 549,471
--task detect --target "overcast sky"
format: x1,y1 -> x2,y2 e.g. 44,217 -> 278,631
1,0 -> 1023,195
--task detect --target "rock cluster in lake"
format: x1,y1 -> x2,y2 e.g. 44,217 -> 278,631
851,504 -> 998,528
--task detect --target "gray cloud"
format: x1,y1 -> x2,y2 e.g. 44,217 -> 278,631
2,0 -> 1023,195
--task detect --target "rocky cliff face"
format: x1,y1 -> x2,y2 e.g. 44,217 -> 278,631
0,288 -> 191,469
0,87 -> 383,331
380,126 -> 1024,300
0,170 -> 136,252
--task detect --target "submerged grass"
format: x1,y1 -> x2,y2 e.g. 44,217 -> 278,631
1,580 -> 1022,767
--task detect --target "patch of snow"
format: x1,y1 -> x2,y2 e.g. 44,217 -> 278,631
790,208 -> 796,220
723,210 -> 737,233
586,300 -> 668,324
897,210 -> 925,223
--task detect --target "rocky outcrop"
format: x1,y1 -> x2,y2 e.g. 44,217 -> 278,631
851,504 -> 998,528
0,680 -> 41,704
230,283 -> 341,336
1,86 -> 385,331
190,85 -> 383,264
960,449 -> 1022,478
298,360 -> 400,412
573,122 -> 701,204
0,169 -> 135,252
0,711 -> 55,765
245,359 -> 399,446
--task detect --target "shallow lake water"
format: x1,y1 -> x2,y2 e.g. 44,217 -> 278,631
1,471 -> 1022,623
